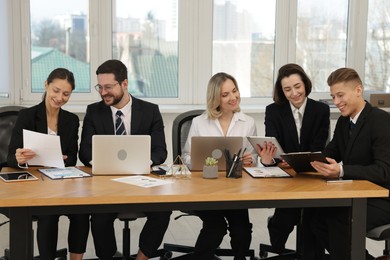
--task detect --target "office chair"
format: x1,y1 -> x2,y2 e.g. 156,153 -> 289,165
163,109 -> 258,260
0,105 -> 68,260
367,224 -> 390,258
99,212 -> 172,260
0,106 -> 25,170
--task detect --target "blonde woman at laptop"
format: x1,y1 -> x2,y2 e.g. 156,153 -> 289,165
182,72 -> 257,260
7,68 -> 89,260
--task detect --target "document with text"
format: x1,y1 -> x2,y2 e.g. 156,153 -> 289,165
23,129 -> 65,168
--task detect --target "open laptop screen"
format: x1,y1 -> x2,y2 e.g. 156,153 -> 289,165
92,135 -> 151,175
190,136 -> 243,171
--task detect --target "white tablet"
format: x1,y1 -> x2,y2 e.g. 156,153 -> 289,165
247,136 -> 285,158
0,171 -> 38,182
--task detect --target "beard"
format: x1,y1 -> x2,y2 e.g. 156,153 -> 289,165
101,90 -> 125,106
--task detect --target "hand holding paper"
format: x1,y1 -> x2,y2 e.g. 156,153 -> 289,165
23,129 -> 65,168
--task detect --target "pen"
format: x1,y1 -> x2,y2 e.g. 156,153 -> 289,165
241,148 -> 247,159
227,154 -> 239,178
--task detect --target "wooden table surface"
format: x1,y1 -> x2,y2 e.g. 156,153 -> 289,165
0,166 -> 387,207
0,166 -> 388,260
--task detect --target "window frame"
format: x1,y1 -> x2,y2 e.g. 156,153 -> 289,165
4,0 -> 372,108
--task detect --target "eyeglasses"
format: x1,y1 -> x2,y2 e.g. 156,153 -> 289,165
94,82 -> 120,92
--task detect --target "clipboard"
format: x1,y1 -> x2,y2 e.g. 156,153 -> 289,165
38,167 -> 91,180
280,151 -> 328,174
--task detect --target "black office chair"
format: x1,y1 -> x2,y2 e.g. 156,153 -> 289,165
0,106 -> 25,170
367,224 -> 390,258
0,105 -> 68,260
163,109 -> 258,260
101,212 -> 172,260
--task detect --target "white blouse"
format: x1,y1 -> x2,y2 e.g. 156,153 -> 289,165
181,111 -> 257,167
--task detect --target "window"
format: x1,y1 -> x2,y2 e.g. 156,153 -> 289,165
29,0 -> 90,96
6,0 -> 390,107
0,0 -> 10,101
296,0 -> 348,92
212,0 -> 276,98
365,0 -> 390,92
113,0 -> 179,98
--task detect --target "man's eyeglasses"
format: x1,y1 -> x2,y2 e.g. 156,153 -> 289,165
94,82 -> 120,92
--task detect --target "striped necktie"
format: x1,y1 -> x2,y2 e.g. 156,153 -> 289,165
115,110 -> 126,135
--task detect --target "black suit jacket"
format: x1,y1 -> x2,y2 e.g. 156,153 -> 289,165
79,96 -> 167,166
265,98 -> 330,153
7,101 -> 79,167
323,102 -> 390,190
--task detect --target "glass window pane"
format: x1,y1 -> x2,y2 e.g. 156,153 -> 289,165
213,0 -> 276,98
113,0 -> 179,98
30,0 -> 90,93
296,0 -> 348,92
0,0 -> 10,99
365,0 -> 390,92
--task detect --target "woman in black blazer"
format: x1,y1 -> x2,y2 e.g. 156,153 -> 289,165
7,68 -> 89,260
258,64 -> 330,258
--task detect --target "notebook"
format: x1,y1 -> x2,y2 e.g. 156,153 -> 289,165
190,136 -> 243,171
280,151 -> 328,174
92,135 -> 151,175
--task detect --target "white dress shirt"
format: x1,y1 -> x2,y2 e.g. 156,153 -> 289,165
290,98 -> 307,143
110,94 -> 132,135
181,111 -> 257,167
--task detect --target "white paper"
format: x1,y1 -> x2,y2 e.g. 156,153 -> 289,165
112,175 -> 173,188
23,129 -> 65,168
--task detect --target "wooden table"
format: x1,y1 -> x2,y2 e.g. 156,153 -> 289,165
0,167 -> 387,260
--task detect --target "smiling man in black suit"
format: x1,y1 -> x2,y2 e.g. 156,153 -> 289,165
311,68 -> 390,260
79,59 -> 170,260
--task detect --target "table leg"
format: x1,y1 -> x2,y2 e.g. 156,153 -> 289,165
9,207 -> 33,260
350,198 -> 367,260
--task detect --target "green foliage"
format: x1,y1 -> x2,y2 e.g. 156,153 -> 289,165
205,157 -> 218,166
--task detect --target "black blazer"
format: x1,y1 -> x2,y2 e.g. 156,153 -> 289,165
323,102 -> 390,190
7,101 -> 79,167
265,98 -> 330,153
79,96 -> 167,166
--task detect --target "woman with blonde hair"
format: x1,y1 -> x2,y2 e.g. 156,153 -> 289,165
182,72 -> 256,260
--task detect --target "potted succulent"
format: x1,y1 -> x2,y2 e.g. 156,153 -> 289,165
203,157 -> 219,179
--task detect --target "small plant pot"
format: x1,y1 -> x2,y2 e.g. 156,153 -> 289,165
203,165 -> 218,179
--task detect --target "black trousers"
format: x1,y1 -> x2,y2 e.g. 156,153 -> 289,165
268,208 -> 325,259
36,213 -> 90,260
90,211 -> 171,260
268,208 -> 301,251
310,198 -> 390,260
191,209 -> 252,260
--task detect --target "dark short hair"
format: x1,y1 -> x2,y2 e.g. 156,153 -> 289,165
327,67 -> 362,87
273,63 -> 312,105
47,68 -> 75,90
96,59 -> 128,84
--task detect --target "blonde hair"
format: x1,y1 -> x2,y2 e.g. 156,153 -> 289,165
206,72 -> 241,119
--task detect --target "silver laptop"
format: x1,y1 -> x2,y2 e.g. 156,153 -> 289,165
191,136 -> 243,171
92,135 -> 151,175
